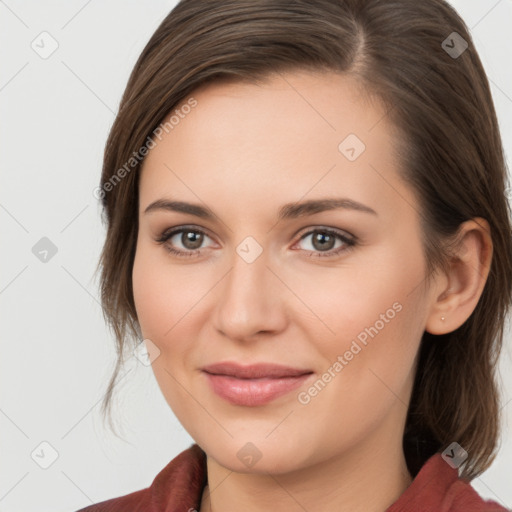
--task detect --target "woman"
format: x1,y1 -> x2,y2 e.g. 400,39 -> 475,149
79,0 -> 512,510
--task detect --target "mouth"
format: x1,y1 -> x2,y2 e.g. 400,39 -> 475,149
201,362 -> 314,406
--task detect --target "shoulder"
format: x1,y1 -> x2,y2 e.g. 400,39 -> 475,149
72,443 -> 207,512
387,453 -> 509,512
74,488 -> 147,512
443,477 -> 509,512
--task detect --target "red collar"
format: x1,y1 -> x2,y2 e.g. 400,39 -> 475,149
150,444 -> 506,511
77,443 -> 507,511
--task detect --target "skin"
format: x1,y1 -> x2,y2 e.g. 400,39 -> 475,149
132,70 -> 493,512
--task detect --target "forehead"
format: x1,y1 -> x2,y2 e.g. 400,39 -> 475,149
138,69 -> 411,223
176,70 -> 387,145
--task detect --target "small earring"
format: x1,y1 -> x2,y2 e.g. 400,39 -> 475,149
441,316 -> 445,321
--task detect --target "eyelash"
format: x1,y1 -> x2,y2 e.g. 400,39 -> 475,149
155,225 -> 357,260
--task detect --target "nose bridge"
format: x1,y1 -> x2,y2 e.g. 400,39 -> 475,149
213,238 -> 286,339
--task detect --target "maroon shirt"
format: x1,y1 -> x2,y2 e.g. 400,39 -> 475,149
75,443 -> 508,512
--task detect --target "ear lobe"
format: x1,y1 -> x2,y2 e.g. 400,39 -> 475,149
424,218 -> 493,335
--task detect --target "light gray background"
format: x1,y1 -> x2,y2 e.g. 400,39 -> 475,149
1,1 -> 511,511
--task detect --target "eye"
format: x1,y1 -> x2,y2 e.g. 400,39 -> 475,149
155,226 -> 214,258
155,226 -> 357,259
293,228 -> 356,258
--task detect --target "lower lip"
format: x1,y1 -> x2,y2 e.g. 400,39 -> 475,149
203,372 -> 313,406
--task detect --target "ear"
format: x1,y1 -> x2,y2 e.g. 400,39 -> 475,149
425,218 -> 493,335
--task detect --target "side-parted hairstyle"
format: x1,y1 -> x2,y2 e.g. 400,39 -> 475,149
95,0 -> 512,480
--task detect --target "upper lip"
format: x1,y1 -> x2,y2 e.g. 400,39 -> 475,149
201,362 -> 313,379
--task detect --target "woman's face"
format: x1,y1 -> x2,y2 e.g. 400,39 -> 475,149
132,70 -> 435,474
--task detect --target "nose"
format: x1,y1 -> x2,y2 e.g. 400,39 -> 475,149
212,243 -> 289,342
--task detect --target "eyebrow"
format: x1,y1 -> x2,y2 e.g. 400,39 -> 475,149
144,197 -> 377,220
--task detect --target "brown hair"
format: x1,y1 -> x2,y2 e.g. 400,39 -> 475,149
94,0 -> 512,480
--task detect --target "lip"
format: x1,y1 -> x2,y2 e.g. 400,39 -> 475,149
201,361 -> 312,379
201,362 -> 314,406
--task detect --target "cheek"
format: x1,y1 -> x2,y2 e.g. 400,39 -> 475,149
132,244 -> 201,413
133,244 -> 198,340
132,243 -> 217,380
296,287 -> 424,453
282,245 -> 424,352
132,244 -> 164,339
299,243 -> 426,398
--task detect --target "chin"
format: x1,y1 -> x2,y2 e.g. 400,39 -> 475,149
196,434 -> 316,475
